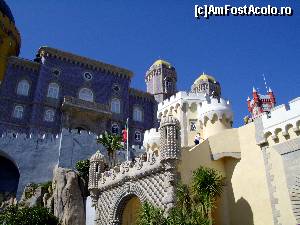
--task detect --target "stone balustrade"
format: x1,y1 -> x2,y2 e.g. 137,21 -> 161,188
62,96 -> 111,115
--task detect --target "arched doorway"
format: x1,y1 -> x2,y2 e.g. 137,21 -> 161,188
117,195 -> 142,225
0,155 -> 20,195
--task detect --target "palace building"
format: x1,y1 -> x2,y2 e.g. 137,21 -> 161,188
0,1 -> 299,225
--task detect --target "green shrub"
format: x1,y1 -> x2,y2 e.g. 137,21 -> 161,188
75,159 -> 90,180
0,205 -> 59,225
40,181 -> 52,191
24,183 -> 39,199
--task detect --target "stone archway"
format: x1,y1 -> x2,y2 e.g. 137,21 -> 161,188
0,154 -> 20,198
118,194 -> 141,225
109,184 -> 147,225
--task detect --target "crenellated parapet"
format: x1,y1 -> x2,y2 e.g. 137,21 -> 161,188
7,56 -> 41,73
0,130 -> 60,143
143,128 -> 160,151
198,96 -> 233,125
38,47 -> 133,79
157,91 -> 206,120
258,97 -> 300,143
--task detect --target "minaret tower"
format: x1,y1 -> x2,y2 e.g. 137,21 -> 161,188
159,115 -> 181,160
145,59 -> 177,103
159,114 -> 181,211
89,150 -> 105,190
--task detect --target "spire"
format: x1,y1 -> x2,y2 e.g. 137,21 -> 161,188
253,86 -> 257,92
247,96 -> 251,101
268,87 -> 272,92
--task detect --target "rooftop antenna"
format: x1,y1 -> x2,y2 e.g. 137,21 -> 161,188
262,73 -> 268,92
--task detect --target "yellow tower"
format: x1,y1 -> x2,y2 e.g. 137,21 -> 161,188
0,0 -> 21,82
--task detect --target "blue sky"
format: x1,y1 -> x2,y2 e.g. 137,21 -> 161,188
8,0 -> 300,127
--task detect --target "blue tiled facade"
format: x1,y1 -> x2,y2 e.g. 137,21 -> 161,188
0,47 -> 158,145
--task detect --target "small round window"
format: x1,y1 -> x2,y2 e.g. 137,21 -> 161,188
83,72 -> 93,81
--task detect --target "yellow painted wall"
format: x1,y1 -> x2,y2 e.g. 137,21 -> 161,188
0,11 -> 20,82
121,196 -> 141,225
179,123 -> 274,225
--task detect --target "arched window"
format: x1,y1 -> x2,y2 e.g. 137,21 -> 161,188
17,80 -> 30,96
133,107 -> 143,122
44,109 -> 55,122
111,98 -> 121,113
13,105 -> 24,119
79,88 -> 94,102
134,130 -> 142,142
47,83 -> 60,99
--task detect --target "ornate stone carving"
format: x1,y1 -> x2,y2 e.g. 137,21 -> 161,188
88,115 -> 181,224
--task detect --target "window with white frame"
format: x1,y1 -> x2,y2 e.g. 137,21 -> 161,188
17,80 -> 30,96
111,123 -> 119,134
79,88 -> 94,102
134,130 -> 142,142
13,105 -> 24,119
44,109 -> 55,122
133,107 -> 143,122
47,82 -> 60,99
111,98 -> 121,113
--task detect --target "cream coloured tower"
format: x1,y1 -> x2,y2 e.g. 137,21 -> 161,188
198,97 -> 233,139
152,74 -> 233,147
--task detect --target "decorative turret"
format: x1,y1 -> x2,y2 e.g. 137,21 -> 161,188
88,150 -> 106,190
145,59 -> 177,103
268,87 -> 276,105
247,87 -> 276,120
191,73 -> 221,98
159,115 -> 180,160
198,97 -> 233,139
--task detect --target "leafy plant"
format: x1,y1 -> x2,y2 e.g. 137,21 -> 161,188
97,131 -> 123,166
136,202 -> 167,225
75,159 -> 90,180
0,205 -> 59,225
24,183 -> 39,199
191,166 -> 224,219
136,166 -> 224,225
40,181 -> 52,192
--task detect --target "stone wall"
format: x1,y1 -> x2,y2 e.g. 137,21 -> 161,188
92,155 -> 178,225
0,127 -> 145,199
0,132 -> 61,199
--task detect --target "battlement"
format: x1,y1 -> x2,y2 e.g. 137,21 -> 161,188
198,96 -> 233,123
261,97 -> 300,137
158,91 -> 205,109
143,128 -> 160,148
38,47 -> 133,79
0,131 -> 61,143
8,57 -> 41,73
97,153 -> 161,191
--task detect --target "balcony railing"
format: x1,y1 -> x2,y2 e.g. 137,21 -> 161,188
62,96 -> 111,116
